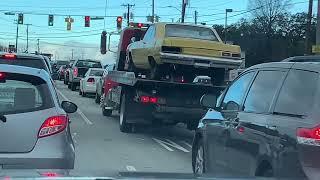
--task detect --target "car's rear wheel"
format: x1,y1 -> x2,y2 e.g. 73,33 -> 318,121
82,91 -> 86,97
68,83 -> 71,89
192,139 -> 205,175
71,82 -> 76,91
102,108 -> 112,116
119,93 -> 132,133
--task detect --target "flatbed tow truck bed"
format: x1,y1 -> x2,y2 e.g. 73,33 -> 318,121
102,70 -> 225,132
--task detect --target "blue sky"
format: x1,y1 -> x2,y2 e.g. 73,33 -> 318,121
0,0 -> 312,61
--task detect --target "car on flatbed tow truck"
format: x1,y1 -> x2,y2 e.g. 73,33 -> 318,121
100,23 -> 228,132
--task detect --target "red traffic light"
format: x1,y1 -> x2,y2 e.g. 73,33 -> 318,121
85,16 -> 90,27
117,16 -> 123,22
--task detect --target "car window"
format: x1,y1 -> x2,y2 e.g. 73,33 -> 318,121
243,70 -> 286,113
0,58 -> 48,72
274,70 -> 318,116
221,72 -> 255,111
165,24 -> 218,41
143,26 -> 154,42
76,60 -> 102,68
90,70 -> 104,76
0,73 -> 54,115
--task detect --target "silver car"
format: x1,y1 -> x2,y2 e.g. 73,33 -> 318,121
0,64 -> 77,169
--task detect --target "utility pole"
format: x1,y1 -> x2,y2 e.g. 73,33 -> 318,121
194,11 -> 198,24
316,0 -> 320,46
25,24 -> 31,53
121,3 -> 135,26
152,0 -> 155,23
15,21 -> 18,53
37,39 -> 39,53
181,0 -> 187,23
225,9 -> 233,43
306,0 -> 313,54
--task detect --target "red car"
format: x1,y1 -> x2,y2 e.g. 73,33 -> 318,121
58,65 -> 67,80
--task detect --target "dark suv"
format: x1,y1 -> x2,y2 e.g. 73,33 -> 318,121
193,62 -> 320,179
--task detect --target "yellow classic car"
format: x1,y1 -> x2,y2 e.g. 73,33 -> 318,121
126,23 -> 243,83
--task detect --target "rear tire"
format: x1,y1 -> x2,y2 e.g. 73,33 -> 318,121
71,82 -> 76,91
68,83 -> 71,89
102,108 -> 112,116
82,91 -> 86,97
192,139 -> 205,175
79,89 -> 82,95
119,93 -> 132,133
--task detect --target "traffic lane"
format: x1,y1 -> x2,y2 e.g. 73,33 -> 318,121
54,81 -> 193,175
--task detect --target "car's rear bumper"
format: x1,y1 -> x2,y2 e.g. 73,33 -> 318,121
0,132 -> 74,169
83,84 -> 96,93
160,52 -> 243,69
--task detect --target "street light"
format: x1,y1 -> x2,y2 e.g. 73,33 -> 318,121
225,8 -> 233,43
4,12 -> 19,52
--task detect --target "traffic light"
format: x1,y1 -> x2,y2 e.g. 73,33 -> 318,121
48,15 -> 54,26
18,14 -> 23,24
116,16 -> 122,30
100,31 -> 107,54
85,16 -> 90,27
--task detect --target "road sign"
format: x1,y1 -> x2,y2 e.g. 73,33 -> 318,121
312,45 -> 320,53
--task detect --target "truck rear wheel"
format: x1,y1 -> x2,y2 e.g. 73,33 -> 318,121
119,93 -> 132,133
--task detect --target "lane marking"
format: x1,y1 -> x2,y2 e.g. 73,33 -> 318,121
152,138 -> 174,152
181,141 -> 192,148
152,138 -> 190,152
126,165 -> 136,172
56,89 -> 93,125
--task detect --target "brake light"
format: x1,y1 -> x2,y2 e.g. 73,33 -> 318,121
73,67 -> 78,77
297,125 -> 320,146
87,78 -> 95,83
138,23 -> 143,28
2,54 -> 16,60
41,172 -> 61,177
0,72 -> 6,80
140,96 -> 150,103
140,96 -> 159,104
38,115 -> 68,138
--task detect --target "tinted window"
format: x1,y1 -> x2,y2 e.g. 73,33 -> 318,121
75,61 -> 102,68
0,73 -> 53,115
0,58 -> 48,72
244,71 -> 286,113
222,72 -> 254,110
274,70 -> 318,116
165,24 -> 218,41
90,70 -> 104,76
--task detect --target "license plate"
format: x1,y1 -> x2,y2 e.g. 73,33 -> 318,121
194,63 -> 210,67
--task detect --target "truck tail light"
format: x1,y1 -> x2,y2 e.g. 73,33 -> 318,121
38,115 -> 68,138
73,67 -> 78,77
2,54 -> 16,60
140,96 -> 159,104
297,125 -> 320,146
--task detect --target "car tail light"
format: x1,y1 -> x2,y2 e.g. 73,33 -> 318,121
2,54 -> 16,60
150,97 -> 158,103
40,172 -> 61,177
73,67 -> 78,77
297,125 -> 320,146
87,78 -> 95,83
0,72 -> 6,80
38,115 -> 68,138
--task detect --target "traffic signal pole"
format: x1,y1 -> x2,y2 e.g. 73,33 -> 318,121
121,4 -> 135,26
317,0 -> 320,46
15,21 -> 18,53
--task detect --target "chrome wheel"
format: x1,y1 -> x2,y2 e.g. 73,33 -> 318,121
195,145 -> 204,174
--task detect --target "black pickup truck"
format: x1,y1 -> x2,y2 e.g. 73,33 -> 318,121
68,59 -> 102,91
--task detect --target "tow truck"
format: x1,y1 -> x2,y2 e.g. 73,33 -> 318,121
100,22 -> 241,133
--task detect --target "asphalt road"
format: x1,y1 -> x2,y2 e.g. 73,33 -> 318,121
54,80 -> 195,176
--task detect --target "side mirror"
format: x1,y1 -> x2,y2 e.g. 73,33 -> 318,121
200,94 -> 217,108
130,37 -> 136,43
61,101 -> 78,113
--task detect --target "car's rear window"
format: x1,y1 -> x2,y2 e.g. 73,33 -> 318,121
0,58 -> 48,72
90,70 -> 104,76
274,70 -> 318,116
76,60 -> 102,68
0,73 -> 54,115
165,24 -> 218,41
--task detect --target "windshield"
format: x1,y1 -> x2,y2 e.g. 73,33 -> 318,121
0,0 -> 318,179
165,24 -> 218,41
